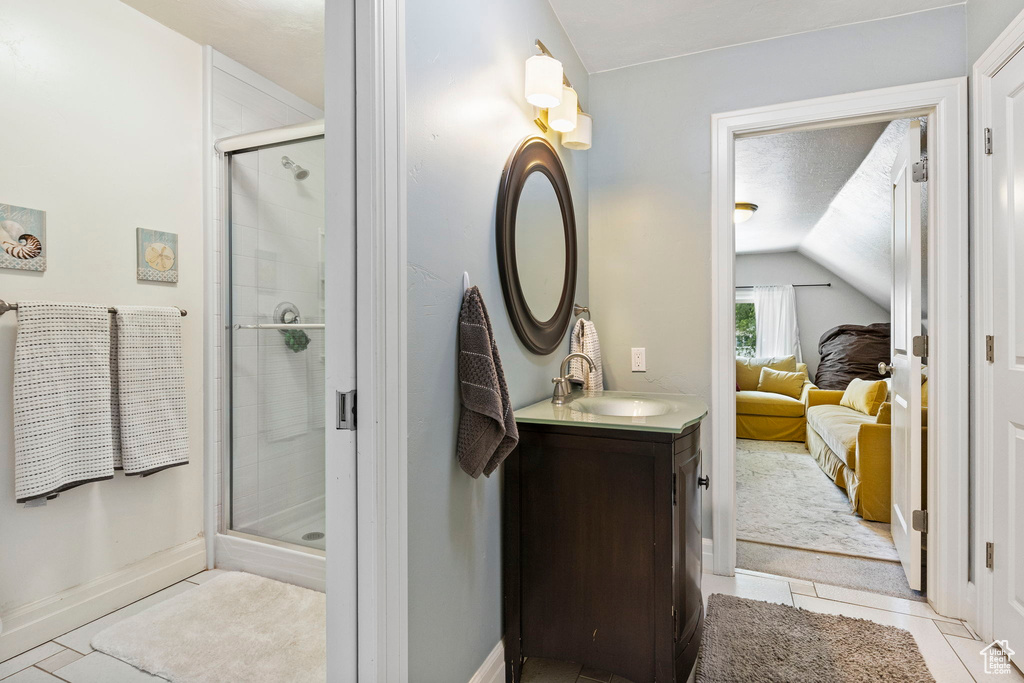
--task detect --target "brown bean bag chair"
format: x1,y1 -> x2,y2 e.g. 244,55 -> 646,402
814,323 -> 891,390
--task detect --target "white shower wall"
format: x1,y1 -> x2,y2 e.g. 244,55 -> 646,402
209,53 -> 325,544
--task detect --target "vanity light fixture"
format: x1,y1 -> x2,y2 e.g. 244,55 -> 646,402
734,202 -> 759,224
527,39 -> 593,151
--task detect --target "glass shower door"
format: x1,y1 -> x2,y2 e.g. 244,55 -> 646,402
227,136 -> 326,550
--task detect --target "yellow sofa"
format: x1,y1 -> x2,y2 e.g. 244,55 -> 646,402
735,357 -> 816,442
805,387 -> 929,523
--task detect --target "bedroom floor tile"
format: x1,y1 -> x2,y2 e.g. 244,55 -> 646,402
813,583 -> 959,623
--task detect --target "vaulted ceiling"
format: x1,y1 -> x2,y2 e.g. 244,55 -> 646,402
120,0 -> 324,108
546,0 -> 962,73
735,120 -> 909,311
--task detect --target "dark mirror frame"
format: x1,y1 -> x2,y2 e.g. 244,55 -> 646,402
496,136 -> 578,355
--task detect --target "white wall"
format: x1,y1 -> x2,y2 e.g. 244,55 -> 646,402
0,0 -> 204,641
588,5 -> 967,538
735,253 -> 889,378
404,0 -> 589,678
209,56 -> 325,544
967,0 -> 1024,66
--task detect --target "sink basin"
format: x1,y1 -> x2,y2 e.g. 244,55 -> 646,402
569,396 -> 673,417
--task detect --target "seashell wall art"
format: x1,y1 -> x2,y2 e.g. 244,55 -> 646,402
0,204 -> 46,272
137,228 -> 179,283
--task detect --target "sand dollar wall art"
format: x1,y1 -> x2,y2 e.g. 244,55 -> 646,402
137,228 -> 179,283
0,204 -> 46,272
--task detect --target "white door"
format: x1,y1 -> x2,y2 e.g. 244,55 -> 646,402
989,46 -> 1024,662
889,119 -> 925,591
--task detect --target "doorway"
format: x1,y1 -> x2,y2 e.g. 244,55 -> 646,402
709,78 -> 969,620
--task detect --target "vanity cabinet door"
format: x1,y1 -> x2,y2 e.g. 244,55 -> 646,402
672,426 -> 703,673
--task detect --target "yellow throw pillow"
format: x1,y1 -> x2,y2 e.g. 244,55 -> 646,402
756,367 -> 806,400
736,355 -> 798,391
840,378 -> 889,416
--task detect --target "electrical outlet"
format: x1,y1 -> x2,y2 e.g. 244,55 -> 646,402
631,347 -> 646,372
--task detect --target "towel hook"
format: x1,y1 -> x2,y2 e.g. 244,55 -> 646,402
573,303 -> 590,319
462,272 -> 471,292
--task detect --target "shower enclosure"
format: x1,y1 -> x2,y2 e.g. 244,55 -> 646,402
219,126 -> 327,552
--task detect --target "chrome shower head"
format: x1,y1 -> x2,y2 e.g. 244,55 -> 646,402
281,155 -> 310,181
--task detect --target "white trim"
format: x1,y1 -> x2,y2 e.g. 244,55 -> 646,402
202,46 -> 217,571
213,533 -> 325,592
468,641 -> 505,683
353,0 -> 409,679
970,5 -> 1024,645
0,539 -> 204,661
214,120 -> 324,153
711,78 -> 970,620
210,51 -> 323,121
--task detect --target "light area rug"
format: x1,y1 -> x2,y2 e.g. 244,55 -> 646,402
696,594 -> 934,682
91,572 -> 325,682
738,541 -> 926,602
737,438 -> 898,562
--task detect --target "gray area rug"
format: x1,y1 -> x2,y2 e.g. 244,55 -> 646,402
738,541 -> 926,602
696,594 -> 934,682
92,572 -> 325,682
737,438 -> 898,561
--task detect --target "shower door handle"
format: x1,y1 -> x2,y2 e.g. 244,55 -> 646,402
336,390 -> 357,431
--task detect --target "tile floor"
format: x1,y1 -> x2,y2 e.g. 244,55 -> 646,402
0,570 -> 225,682
0,567 -> 1017,682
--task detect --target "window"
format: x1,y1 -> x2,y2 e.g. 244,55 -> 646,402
735,294 -> 756,358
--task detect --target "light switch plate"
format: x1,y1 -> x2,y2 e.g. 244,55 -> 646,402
631,347 -> 646,372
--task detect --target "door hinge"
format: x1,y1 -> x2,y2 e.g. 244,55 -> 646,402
912,155 -> 928,183
986,335 -> 995,363
672,473 -> 677,506
912,509 -> 928,533
912,335 -> 929,358
986,542 -> 995,569
985,128 -> 994,155
336,389 -> 357,430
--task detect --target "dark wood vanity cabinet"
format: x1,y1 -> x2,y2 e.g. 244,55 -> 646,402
503,420 -> 704,683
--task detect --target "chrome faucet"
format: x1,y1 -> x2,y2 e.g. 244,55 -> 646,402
552,352 -> 596,405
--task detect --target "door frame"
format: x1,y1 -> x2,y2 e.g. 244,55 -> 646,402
971,5 -> 1024,645
709,78 -> 969,620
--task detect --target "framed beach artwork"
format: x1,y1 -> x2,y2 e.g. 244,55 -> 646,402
0,203 -> 46,272
137,228 -> 178,283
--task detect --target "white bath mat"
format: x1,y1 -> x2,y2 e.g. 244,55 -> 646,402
91,572 -> 325,682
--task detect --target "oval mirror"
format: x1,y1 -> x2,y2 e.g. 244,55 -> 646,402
497,137 -> 577,355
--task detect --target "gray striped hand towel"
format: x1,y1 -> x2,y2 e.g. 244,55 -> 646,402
457,286 -> 518,478
114,306 -> 189,475
13,302 -> 115,503
568,318 -> 604,391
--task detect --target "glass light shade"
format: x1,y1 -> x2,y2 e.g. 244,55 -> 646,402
562,112 -> 592,150
548,86 -> 578,133
734,202 -> 758,224
525,55 -> 563,108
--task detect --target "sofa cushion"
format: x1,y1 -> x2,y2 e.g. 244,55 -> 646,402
757,367 -> 806,399
806,404 -> 875,469
736,390 -> 805,418
736,355 -> 797,391
840,378 -> 888,416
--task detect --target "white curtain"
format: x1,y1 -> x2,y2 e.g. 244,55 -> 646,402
753,285 -> 802,362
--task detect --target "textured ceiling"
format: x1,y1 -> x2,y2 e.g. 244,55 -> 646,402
546,0 -> 961,73
120,0 -> 323,108
736,119 -> 908,311
735,123 -> 887,255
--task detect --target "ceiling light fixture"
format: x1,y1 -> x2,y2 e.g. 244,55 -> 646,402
734,202 -> 758,224
526,40 -> 593,151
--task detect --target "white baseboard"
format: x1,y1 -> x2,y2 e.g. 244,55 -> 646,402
0,537 -> 205,662
214,533 -> 325,592
469,640 -> 504,683
703,537 -> 714,571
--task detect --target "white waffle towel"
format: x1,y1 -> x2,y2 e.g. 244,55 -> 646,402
114,306 -> 189,475
13,302 -> 115,502
568,318 -> 604,391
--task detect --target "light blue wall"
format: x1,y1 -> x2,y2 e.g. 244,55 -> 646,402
967,0 -> 1024,66
404,0 -> 589,678
587,5 -> 967,538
